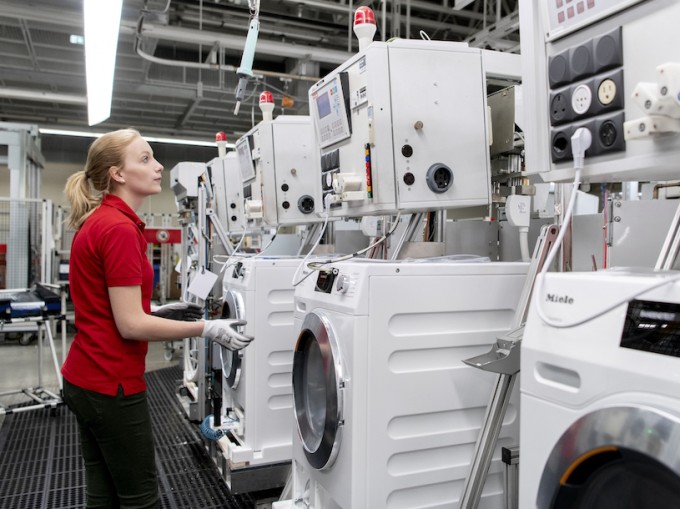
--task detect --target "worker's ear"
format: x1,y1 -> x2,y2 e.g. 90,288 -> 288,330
110,166 -> 125,184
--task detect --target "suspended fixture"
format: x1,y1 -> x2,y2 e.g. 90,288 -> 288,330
83,0 -> 123,126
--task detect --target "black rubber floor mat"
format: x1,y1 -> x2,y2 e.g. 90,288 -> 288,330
0,365 -> 273,508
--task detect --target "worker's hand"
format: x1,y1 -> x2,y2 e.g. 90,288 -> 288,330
151,302 -> 204,321
201,319 -> 253,351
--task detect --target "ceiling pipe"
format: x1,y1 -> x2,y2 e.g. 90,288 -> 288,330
0,87 -> 87,105
136,21 -> 351,65
135,34 -> 320,82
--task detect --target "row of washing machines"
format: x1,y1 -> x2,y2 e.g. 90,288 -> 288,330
211,249 -> 680,508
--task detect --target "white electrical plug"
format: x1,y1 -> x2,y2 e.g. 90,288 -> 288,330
505,194 -> 531,228
657,62 -> 680,106
570,127 -> 592,171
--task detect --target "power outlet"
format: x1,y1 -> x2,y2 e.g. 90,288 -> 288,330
592,69 -> 624,114
593,111 -> 626,155
598,79 -> 617,105
550,91 -> 571,125
551,127 -> 573,163
571,84 -> 592,115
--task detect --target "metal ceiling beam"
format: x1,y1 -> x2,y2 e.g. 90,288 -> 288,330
464,10 -> 519,49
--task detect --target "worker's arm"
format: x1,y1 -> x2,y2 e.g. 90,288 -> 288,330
109,286 -> 254,350
109,285 -> 203,341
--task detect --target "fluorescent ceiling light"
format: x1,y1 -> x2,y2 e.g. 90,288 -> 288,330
38,128 -> 235,148
453,0 -> 475,9
83,0 -> 123,126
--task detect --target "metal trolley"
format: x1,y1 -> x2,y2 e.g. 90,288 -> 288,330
0,284 -> 66,416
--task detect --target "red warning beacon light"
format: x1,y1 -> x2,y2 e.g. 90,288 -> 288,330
353,7 -> 376,52
259,90 -> 275,121
215,131 -> 228,158
353,6 -> 376,26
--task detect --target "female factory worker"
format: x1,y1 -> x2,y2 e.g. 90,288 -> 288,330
62,128 -> 251,509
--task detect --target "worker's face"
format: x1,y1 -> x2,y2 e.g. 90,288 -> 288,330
116,137 -> 164,197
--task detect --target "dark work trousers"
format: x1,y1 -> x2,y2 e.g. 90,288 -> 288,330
63,378 -> 160,509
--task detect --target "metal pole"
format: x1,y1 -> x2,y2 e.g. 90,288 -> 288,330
196,184 -> 208,421
390,212 -> 424,260
502,446 -> 519,509
656,202 -> 680,270
459,225 -> 558,509
347,0 -> 353,52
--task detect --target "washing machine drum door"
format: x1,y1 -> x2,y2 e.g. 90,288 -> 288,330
293,310 -> 344,471
540,406 -> 680,508
220,290 -> 245,388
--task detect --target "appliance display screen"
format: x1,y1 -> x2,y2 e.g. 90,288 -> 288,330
621,299 -> 680,358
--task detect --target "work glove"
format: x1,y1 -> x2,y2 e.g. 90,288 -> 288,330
151,302 -> 204,321
202,319 -> 253,351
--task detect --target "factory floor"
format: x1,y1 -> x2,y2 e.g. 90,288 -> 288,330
0,331 -> 280,509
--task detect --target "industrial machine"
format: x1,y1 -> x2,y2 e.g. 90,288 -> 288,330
288,258 -> 529,508
205,101 -> 339,490
309,38 -> 493,217
238,115 -> 322,228
208,152 -> 246,234
216,256 -> 300,474
520,269 -> 680,508
520,0 -> 680,182
238,93 -> 324,229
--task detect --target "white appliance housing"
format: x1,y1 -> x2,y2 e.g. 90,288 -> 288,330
218,256 -> 302,466
170,161 -> 206,201
520,269 -> 680,508
291,258 -> 529,508
237,116 -> 323,228
308,39 -> 492,217
208,152 -> 246,233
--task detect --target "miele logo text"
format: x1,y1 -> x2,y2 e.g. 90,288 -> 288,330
546,294 -> 574,304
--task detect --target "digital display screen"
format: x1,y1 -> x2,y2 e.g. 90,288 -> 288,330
621,300 -> 680,358
312,74 -> 351,149
317,92 -> 332,119
236,136 -> 256,183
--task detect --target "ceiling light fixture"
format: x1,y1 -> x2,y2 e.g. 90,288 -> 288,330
38,128 -> 234,148
83,0 -> 123,126
453,0 -> 475,9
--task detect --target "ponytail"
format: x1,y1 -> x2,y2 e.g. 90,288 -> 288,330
64,170 -> 103,230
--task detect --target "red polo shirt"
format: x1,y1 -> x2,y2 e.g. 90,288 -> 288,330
62,194 -> 154,396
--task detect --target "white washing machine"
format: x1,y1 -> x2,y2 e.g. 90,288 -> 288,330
290,258 -> 529,508
218,255 -> 302,466
520,269 -> 680,509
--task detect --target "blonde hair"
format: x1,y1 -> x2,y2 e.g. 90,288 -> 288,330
64,128 -> 141,229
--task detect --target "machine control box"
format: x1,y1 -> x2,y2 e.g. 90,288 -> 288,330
237,116 -> 324,228
208,153 -> 246,234
309,39 -> 492,217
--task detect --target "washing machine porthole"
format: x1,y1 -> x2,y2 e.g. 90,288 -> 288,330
292,311 -> 344,470
221,290 -> 245,389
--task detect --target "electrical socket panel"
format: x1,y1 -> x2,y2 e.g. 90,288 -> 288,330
309,39 -> 493,218
208,153 -> 246,233
238,116 -> 324,228
521,0 -> 680,182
